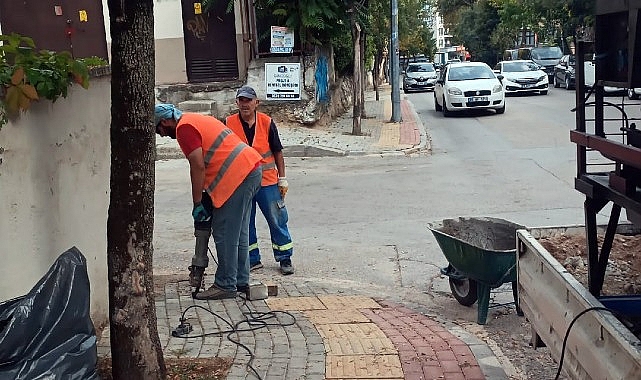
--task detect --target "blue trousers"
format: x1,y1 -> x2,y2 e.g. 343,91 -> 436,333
249,184 -> 293,264
211,167 -> 261,291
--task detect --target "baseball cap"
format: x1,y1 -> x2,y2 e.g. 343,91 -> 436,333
236,86 -> 257,99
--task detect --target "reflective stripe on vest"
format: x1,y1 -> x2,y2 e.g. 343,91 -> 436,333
226,112 -> 278,186
177,113 -> 261,208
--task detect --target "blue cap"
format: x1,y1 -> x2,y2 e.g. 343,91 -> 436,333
236,86 -> 257,99
154,103 -> 183,126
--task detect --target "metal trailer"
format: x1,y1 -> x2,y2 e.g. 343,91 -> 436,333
517,226 -> 641,380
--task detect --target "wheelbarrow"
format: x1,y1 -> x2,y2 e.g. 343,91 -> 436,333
428,217 -> 525,325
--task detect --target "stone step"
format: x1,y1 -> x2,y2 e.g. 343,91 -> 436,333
177,100 -> 217,116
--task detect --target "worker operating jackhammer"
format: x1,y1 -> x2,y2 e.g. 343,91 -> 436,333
155,103 -> 262,300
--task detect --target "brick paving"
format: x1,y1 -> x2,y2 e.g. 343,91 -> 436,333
99,276 -> 507,379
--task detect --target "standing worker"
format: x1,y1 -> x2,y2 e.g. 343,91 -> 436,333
155,104 -> 262,299
226,86 -> 295,275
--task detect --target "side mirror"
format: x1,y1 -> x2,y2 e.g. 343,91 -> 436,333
497,74 -> 504,82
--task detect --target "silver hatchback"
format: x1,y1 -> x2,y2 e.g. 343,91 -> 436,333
403,62 -> 438,93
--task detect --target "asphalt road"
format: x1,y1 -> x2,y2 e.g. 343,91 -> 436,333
153,87 -> 622,304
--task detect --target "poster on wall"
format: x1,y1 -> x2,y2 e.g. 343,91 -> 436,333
270,26 -> 294,54
265,63 -> 301,100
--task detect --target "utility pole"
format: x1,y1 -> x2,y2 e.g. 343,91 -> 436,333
390,0 -> 401,122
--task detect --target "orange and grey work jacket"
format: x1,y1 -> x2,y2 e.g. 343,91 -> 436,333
226,112 -> 278,186
177,113 -> 261,208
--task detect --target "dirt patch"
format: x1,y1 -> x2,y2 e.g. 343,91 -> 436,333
539,232 -> 641,295
97,357 -> 232,380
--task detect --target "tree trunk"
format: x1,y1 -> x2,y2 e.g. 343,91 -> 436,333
351,13 -> 362,135
373,52 -> 379,101
107,1 -> 166,379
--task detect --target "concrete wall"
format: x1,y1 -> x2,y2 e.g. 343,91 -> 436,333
0,77 -> 111,328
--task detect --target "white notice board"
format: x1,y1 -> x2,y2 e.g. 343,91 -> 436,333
265,63 -> 301,100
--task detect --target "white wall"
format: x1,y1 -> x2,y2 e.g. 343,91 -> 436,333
101,0 -> 188,84
0,77 -> 111,328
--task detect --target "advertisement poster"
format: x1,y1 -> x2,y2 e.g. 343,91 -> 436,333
270,26 -> 294,54
265,63 -> 301,100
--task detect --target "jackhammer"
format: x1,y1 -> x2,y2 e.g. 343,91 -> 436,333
189,226 -> 210,298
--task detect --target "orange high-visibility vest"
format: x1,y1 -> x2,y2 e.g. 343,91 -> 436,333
177,113 -> 261,208
226,112 -> 278,186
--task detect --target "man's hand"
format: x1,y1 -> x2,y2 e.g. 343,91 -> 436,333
278,177 -> 288,199
192,202 -> 211,222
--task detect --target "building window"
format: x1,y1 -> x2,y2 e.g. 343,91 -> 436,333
438,27 -> 443,36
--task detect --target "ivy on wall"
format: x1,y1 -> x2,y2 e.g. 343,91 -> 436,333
0,33 -> 107,130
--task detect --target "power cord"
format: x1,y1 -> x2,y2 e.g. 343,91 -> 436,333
554,306 -> 616,380
172,294 -> 297,380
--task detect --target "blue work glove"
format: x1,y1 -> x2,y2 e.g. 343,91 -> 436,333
192,202 -> 211,222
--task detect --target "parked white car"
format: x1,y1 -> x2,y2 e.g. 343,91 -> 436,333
434,62 -> 506,116
493,60 -> 548,95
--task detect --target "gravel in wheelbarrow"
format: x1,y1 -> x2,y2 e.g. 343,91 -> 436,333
429,217 -> 526,324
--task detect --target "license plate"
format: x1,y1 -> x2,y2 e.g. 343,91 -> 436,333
467,96 -> 488,102
522,84 -> 534,88
418,82 -> 427,85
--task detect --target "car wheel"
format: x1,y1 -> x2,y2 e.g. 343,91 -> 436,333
554,75 -> 560,88
434,92 -> 442,111
628,88 -> 638,100
496,104 -> 506,114
565,77 -> 572,90
442,97 -> 452,117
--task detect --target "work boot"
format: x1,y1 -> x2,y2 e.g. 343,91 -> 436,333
194,284 -> 236,300
188,265 -> 205,288
279,259 -> 294,275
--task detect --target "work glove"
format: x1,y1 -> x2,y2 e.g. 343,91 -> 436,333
192,202 -> 211,223
278,177 -> 289,199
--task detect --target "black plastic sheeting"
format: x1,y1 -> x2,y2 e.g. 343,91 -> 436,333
0,247 -> 98,379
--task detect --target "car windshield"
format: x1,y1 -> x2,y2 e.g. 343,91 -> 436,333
503,62 -> 539,72
531,47 -> 562,60
448,65 -> 495,81
407,63 -> 435,73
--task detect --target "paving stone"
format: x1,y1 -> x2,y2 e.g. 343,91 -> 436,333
318,295 -> 381,309
266,296 -> 326,310
326,354 -> 403,378
303,309 -> 370,324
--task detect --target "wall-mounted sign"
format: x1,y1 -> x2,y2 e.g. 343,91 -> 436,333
194,2 -> 202,14
270,26 -> 294,54
265,63 -> 300,100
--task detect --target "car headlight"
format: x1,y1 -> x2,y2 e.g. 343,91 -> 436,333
537,75 -> 546,82
447,87 -> 462,95
492,84 -> 503,93
404,78 -> 416,83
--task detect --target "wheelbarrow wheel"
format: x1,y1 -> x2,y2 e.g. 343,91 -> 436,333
449,277 -> 478,306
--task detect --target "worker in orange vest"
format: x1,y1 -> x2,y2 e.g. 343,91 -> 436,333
226,86 -> 294,275
155,104 -> 262,299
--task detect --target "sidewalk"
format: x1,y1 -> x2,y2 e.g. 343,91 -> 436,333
278,84 -> 429,157
98,275 -> 507,380
135,87 -> 513,379
155,84 -> 429,160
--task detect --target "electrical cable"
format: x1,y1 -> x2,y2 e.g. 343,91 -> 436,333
172,292 -> 297,380
554,306 -> 617,380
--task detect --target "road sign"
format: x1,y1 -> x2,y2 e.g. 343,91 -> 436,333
265,63 -> 301,100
